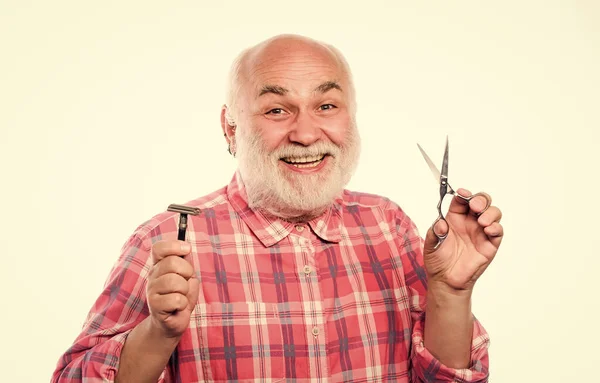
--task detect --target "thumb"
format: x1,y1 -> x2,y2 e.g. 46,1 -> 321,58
186,277 -> 200,310
424,219 -> 448,254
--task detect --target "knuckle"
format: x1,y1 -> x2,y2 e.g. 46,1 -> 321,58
159,256 -> 180,274
179,294 -> 188,308
487,207 -> 501,220
160,256 -> 176,270
171,256 -> 192,277
182,262 -> 194,278
167,273 -> 182,291
150,242 -> 166,262
173,293 -> 185,308
170,273 -> 188,293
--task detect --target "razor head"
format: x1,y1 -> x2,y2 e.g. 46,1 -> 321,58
167,204 -> 201,216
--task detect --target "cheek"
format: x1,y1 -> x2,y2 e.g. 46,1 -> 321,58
251,122 -> 289,152
323,114 -> 352,146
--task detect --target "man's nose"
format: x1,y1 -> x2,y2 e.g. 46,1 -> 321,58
288,112 -> 322,146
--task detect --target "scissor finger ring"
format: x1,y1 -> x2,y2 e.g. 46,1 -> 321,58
432,216 -> 448,249
456,192 -> 491,216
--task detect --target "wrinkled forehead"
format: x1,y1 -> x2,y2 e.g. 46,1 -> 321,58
240,42 -> 349,98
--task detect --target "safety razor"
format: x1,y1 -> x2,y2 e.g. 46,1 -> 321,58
167,204 -> 201,241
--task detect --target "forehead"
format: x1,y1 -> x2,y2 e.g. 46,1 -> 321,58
242,41 -> 347,96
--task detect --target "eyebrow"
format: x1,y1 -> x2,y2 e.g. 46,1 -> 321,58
314,81 -> 342,94
257,81 -> 343,98
258,85 -> 288,97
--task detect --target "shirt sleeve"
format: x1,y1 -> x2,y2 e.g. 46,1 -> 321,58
394,208 -> 490,383
50,232 -> 168,383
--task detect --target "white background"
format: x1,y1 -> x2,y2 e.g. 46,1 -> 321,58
1,1 -> 598,382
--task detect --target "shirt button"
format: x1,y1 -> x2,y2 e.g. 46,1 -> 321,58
303,265 -> 312,275
312,327 -> 320,336
295,225 -> 304,232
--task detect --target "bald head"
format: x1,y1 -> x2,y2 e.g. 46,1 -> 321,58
224,34 -> 356,125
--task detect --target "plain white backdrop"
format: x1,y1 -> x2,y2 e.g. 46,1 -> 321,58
1,1 -> 598,382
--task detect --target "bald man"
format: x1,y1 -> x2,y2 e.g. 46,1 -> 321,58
52,35 -> 503,383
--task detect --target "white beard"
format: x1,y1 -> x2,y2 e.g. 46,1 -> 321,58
235,122 -> 361,222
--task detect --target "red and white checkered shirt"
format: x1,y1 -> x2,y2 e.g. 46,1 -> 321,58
52,172 -> 490,382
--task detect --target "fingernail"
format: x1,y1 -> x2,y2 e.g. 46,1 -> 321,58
181,242 -> 191,252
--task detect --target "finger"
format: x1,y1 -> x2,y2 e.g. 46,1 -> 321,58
424,219 -> 448,253
477,206 -> 502,227
447,188 -> 472,215
151,255 -> 194,280
447,189 -> 492,217
432,219 -> 448,238
151,240 -> 191,264
149,293 -> 189,315
469,192 -> 492,216
187,277 -> 200,309
148,273 -> 190,296
483,222 -> 504,248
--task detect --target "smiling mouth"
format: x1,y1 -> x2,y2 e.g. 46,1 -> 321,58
281,154 -> 327,168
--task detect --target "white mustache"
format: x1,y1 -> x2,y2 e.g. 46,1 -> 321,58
273,142 -> 340,159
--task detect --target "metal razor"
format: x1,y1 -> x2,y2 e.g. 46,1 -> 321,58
167,204 -> 201,241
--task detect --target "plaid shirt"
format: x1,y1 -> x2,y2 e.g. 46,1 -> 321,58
52,172 -> 490,383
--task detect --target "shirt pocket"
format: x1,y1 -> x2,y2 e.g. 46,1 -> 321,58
191,301 -> 286,382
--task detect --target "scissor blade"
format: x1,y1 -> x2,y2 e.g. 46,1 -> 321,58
417,143 -> 441,183
441,136 -> 449,179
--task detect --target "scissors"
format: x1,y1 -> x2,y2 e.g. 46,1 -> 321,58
417,137 -> 491,249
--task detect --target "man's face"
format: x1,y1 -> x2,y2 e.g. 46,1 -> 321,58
233,39 -> 360,221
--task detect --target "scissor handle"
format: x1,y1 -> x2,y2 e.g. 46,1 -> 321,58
432,191 -> 491,250
432,214 -> 448,250
455,192 -> 492,215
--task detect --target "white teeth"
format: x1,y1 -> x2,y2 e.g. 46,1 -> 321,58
282,155 -> 325,164
291,158 -> 323,168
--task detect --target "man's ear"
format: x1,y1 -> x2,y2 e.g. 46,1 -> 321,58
221,105 -> 237,156
220,105 -> 236,144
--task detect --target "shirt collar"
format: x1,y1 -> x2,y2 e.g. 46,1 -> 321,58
226,171 -> 343,247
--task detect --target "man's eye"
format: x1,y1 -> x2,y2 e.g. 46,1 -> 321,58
319,104 -> 336,111
266,108 -> 285,115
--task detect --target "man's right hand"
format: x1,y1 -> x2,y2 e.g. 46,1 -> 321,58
146,240 -> 199,339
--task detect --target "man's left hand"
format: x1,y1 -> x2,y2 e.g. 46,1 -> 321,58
423,189 -> 504,292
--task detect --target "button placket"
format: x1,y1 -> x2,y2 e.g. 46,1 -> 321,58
295,234 -> 329,378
